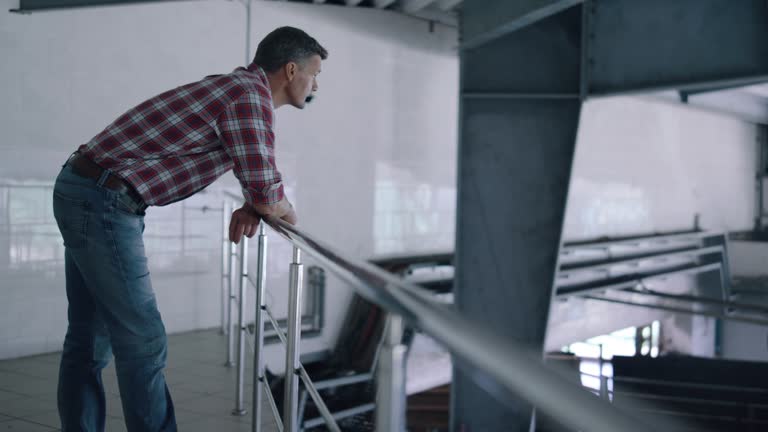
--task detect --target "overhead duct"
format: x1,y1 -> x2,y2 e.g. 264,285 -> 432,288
13,0 -> 165,11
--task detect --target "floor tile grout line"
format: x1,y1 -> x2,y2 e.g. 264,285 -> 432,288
0,387 -> 36,399
3,415 -> 59,430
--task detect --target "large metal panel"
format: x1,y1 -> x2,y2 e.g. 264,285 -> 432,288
462,5 -> 582,95
451,97 -> 581,431
461,0 -> 583,49
588,0 -> 768,94
454,3 -> 584,429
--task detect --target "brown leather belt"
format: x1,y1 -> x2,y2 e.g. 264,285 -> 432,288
67,153 -> 147,211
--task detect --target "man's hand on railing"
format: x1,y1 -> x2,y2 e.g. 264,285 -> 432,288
229,199 -> 298,243
229,204 -> 262,244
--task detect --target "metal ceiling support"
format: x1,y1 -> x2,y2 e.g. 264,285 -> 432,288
453,4 -> 583,431
684,91 -> 768,125
460,0 -> 583,49
11,0 -> 159,11
654,89 -> 768,125
587,0 -> 768,95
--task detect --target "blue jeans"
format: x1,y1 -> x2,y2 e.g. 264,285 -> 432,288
53,164 -> 176,432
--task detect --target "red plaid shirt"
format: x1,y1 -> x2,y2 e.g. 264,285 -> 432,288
79,64 -> 284,207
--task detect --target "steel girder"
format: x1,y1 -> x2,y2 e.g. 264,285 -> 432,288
463,0 -> 768,97
461,0 -> 584,49
586,0 -> 768,95
453,7 -> 584,432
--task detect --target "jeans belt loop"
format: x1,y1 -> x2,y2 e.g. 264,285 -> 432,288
96,169 -> 111,188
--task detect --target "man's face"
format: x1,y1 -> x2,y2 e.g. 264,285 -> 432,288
287,54 -> 322,109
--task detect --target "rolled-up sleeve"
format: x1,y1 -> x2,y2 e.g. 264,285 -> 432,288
218,91 -> 285,206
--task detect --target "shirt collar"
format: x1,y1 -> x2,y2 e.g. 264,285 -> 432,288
243,63 -> 273,108
246,63 -> 267,80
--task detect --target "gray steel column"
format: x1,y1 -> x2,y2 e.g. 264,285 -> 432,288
454,4 -> 583,431
233,236 -> 249,416
252,224 -> 268,432
598,345 -> 608,400
284,246 -> 304,432
221,201 -> 230,335
375,314 -> 407,432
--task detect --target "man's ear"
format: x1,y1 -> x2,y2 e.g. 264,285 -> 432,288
285,62 -> 297,82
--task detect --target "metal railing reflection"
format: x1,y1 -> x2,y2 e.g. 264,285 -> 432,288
220,196 -> 662,432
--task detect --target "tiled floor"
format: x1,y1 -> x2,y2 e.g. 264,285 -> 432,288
0,329 -> 279,431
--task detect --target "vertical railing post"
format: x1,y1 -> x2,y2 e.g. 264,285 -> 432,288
233,236 -> 249,415
252,224 -> 268,432
226,202 -> 237,367
598,344 -> 608,400
376,314 -> 407,432
220,201 -> 230,335
284,246 -> 304,432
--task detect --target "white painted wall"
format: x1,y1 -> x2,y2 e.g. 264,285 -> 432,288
0,0 -> 459,360
566,96 -> 757,241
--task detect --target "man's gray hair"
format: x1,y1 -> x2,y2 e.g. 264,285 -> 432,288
253,27 -> 328,73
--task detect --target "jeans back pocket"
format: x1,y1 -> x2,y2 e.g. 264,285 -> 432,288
53,190 -> 89,249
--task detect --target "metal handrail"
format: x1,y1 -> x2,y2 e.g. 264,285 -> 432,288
259,216 -> 656,432
614,390 -> 768,410
560,231 -> 716,252
557,262 -> 724,295
556,245 -> 725,281
220,192 -> 666,431
612,376 -> 768,394
584,294 -> 768,326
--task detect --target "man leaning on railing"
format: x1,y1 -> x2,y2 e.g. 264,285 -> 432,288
52,26 -> 325,432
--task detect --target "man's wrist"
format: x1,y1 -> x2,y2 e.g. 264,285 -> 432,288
245,197 -> 292,218
241,203 -> 260,216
